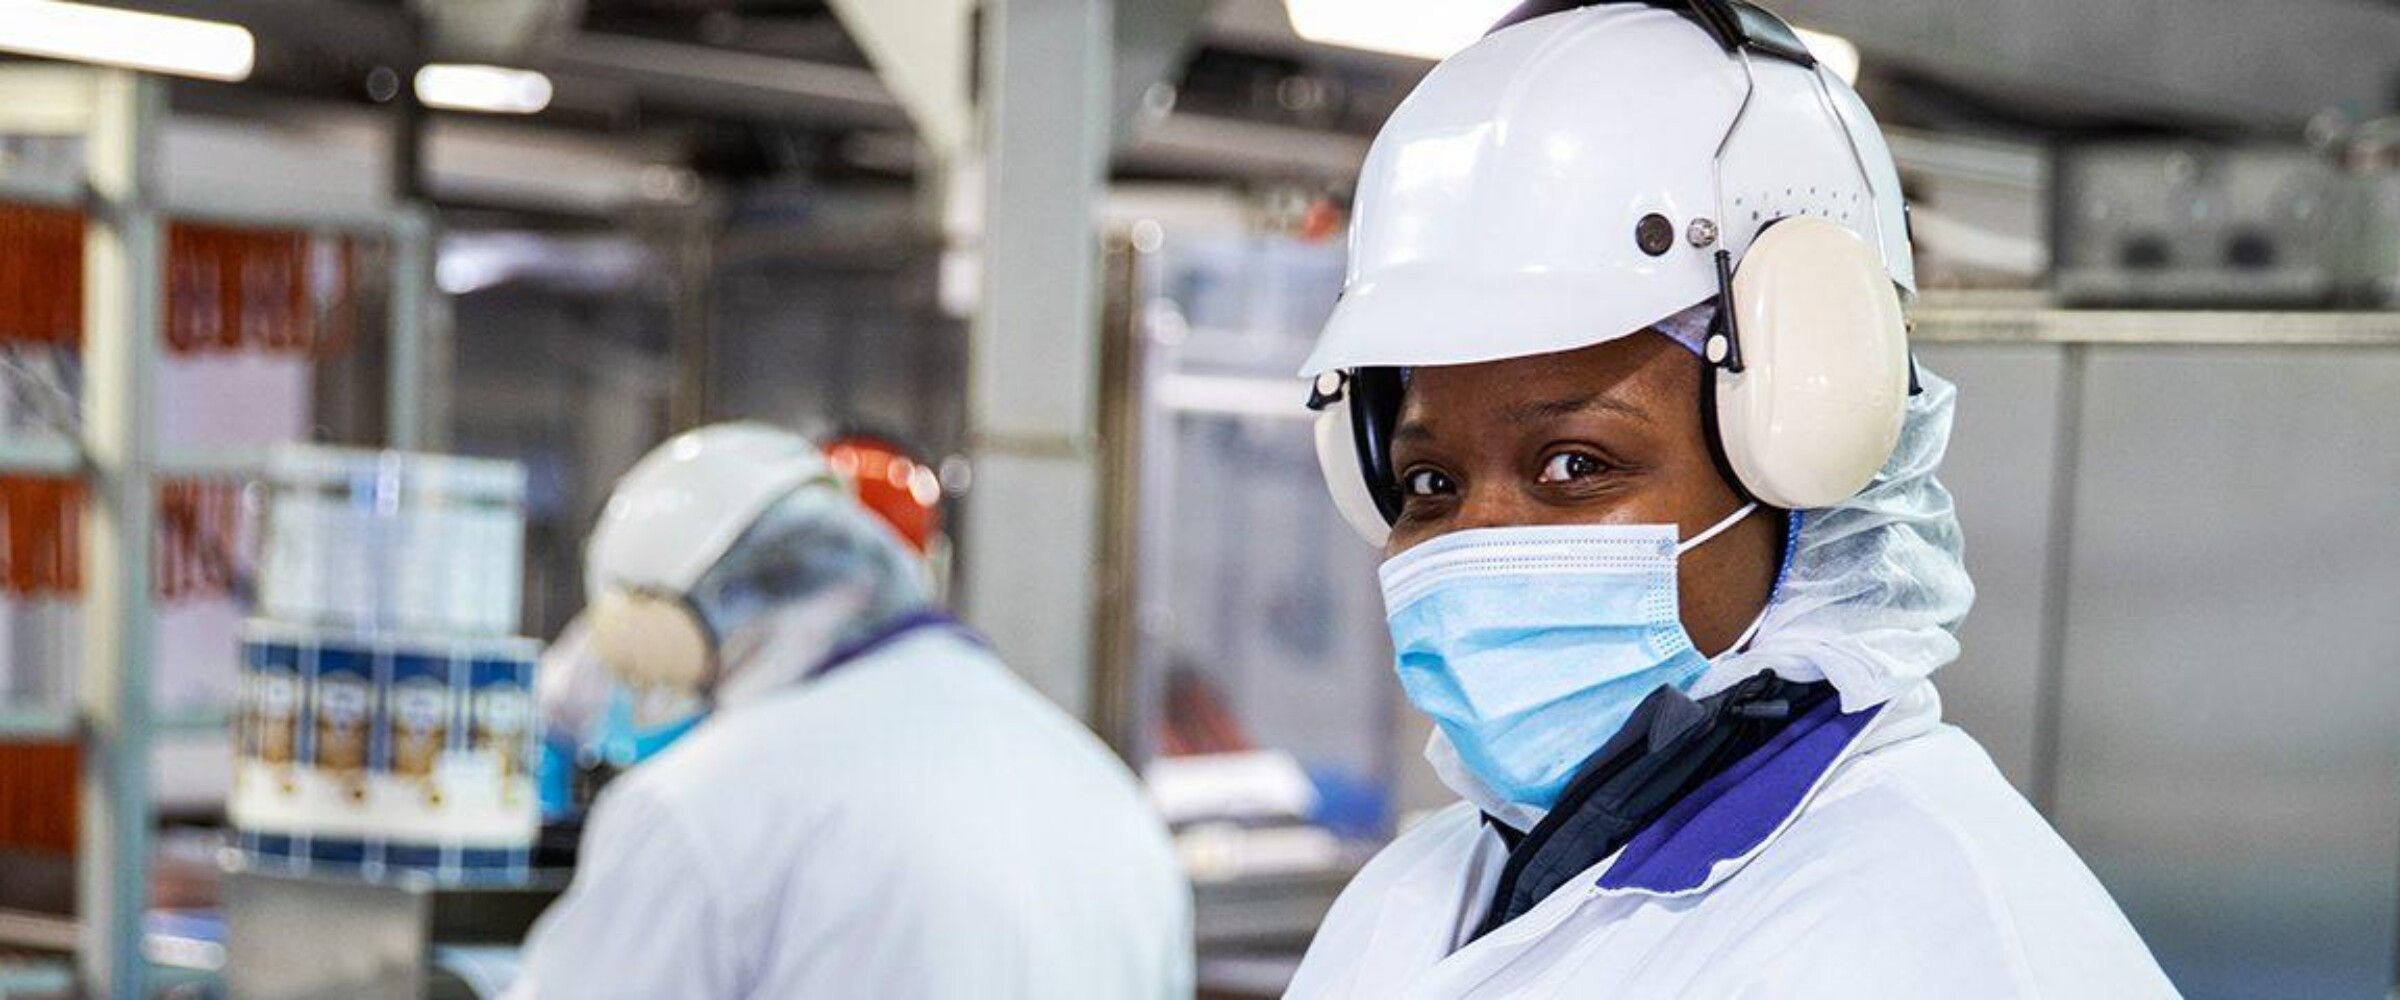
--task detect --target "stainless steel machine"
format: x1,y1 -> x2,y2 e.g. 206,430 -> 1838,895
2053,143 -> 2346,307
223,865 -> 565,1000
2051,139 -> 2400,308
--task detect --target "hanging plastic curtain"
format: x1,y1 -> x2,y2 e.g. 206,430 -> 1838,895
0,202 -> 84,348
166,222 -> 356,359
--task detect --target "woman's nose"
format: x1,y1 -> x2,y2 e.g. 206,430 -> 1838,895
1450,484 -> 1532,533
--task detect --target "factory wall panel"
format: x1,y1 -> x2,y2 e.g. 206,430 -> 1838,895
2053,346 -> 2400,999
1913,343 -> 2069,795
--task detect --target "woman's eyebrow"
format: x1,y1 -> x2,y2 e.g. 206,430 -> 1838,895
1503,392 -> 1649,425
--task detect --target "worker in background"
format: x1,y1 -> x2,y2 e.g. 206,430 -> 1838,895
512,423 -> 1192,998
1286,2 -> 2175,996
533,430 -> 950,820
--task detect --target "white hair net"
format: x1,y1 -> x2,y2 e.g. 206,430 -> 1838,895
1693,356 -> 1976,710
1650,299 -> 1716,356
685,485 -> 932,705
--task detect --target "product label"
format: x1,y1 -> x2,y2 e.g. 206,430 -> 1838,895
313,647 -> 374,806
390,654 -> 453,809
240,639 -> 303,797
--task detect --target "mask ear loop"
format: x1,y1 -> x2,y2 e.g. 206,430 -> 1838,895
1678,500 -> 1765,659
1712,606 -> 1770,661
1676,500 -> 1759,554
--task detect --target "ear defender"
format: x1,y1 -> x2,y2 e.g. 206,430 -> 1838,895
1707,217 -> 1910,509
1309,369 -> 1405,548
590,589 -> 717,693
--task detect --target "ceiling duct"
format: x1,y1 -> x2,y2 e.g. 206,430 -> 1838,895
413,0 -> 586,63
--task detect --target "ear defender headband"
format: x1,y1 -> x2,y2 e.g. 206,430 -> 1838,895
1306,0 -> 1915,548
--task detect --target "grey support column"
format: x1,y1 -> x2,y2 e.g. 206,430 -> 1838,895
388,205 -> 438,451
960,0 -> 1113,717
76,68 -> 164,999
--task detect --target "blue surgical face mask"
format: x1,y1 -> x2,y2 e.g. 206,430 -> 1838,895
1379,504 -> 1761,811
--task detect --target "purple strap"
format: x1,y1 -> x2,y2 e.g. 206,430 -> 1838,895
1595,696 -> 1882,895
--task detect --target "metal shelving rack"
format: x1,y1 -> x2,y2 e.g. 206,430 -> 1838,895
0,69 -> 437,997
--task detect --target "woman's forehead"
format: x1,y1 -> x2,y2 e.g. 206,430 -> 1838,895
1398,332 -> 1697,425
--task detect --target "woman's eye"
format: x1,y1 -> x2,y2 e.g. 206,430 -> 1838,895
1402,468 -> 1453,498
1538,452 -> 1605,484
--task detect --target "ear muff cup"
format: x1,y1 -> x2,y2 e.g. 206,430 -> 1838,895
590,590 -> 716,692
1310,368 -> 1406,548
1314,398 -> 1394,549
1710,216 -> 1910,508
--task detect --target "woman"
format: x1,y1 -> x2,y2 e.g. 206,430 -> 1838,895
1286,2 -> 2175,996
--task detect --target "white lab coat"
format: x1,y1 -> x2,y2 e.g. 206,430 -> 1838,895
1287,685 -> 2178,999
513,627 -> 1193,999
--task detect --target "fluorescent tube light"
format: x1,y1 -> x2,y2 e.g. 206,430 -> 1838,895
1285,0 -> 1863,85
1283,0 -> 1516,60
0,1 -> 255,82
414,64 -> 553,115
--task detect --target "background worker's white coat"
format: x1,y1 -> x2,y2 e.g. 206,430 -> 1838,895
511,628 -> 1194,999
1285,686 -> 2180,999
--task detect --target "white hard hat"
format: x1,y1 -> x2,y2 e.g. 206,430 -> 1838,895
1306,0 -> 1916,545
1304,3 -> 1910,377
585,422 -> 839,602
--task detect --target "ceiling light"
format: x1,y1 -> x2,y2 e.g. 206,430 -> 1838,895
1282,0 -> 1517,61
1284,1 -> 1864,86
0,1 -> 255,82
414,64 -> 553,115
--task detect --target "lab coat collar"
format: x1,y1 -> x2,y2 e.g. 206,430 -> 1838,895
1347,685 -> 1945,986
808,609 -> 980,682
1589,681 -> 1936,898
717,609 -> 978,711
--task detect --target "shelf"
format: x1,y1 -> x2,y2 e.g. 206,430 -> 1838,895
0,172 -> 84,210
0,908 -> 78,951
1912,306 -> 2400,347
2,170 -> 413,237
0,438 -> 83,476
0,707 -> 73,742
0,441 -> 277,479
162,200 -> 410,239
156,446 -> 267,480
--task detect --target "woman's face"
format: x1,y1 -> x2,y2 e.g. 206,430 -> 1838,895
1384,332 -> 1783,655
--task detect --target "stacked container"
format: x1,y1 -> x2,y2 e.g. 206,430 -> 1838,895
231,445 -> 538,884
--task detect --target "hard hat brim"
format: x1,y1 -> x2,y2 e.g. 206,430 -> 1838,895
1299,264 -> 1715,376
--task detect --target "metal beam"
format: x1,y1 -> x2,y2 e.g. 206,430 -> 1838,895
547,32 -> 906,130
1111,0 -> 1213,145
1118,111 -> 1370,181
76,68 -> 164,1000
545,32 -> 1370,183
825,0 -> 977,157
